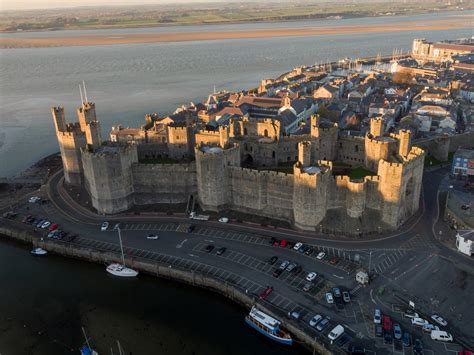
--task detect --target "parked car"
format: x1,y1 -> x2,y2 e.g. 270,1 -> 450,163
403,309 -> 419,319
393,323 -> 402,340
273,239 -> 280,246
47,231 -> 56,238
309,314 -> 322,327
383,316 -> 392,331
306,272 -> 317,282
374,309 -> 382,324
347,344 -> 365,354
303,282 -> 314,292
329,256 -> 339,265
216,247 -> 227,255
411,317 -> 428,327
268,256 -> 278,265
285,263 -> 297,272
316,251 -> 326,260
316,318 -> 330,331
147,234 -> 159,240
279,262 -> 289,272
269,237 -> 276,245
218,217 -> 229,223
280,239 -> 288,248
328,325 -> 344,341
205,244 -> 214,253
375,324 -> 383,337
259,286 -> 273,300
332,287 -> 342,298
187,225 -> 196,233
413,339 -> 423,354
293,242 -> 303,251
101,222 -> 109,231
272,269 -> 283,278
304,247 -> 314,256
402,332 -> 412,347
28,196 -> 41,203
325,292 -> 334,304
48,223 -> 59,231
422,323 -> 440,333
342,291 -> 351,303
431,314 -> 448,327
298,245 -> 308,254
288,311 -> 301,320
292,265 -> 302,274
335,333 -> 352,347
384,331 -> 393,344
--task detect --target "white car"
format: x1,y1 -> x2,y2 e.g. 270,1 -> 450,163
316,251 -> 326,260
411,317 -> 428,327
306,272 -> 318,282
423,323 -> 440,333
325,292 -> 334,304
147,234 -> 159,240
374,309 -> 382,324
309,314 -> 322,327
293,242 -> 303,251
101,222 -> 109,231
41,221 -> 51,229
431,330 -> 453,342
218,217 -> 229,223
328,324 -> 345,341
113,223 -> 120,230
28,196 -> 41,203
430,314 -> 448,327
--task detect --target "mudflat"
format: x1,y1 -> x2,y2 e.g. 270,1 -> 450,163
1,17 -> 471,49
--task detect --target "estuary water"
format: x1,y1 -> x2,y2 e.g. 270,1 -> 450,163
0,239 -> 306,355
0,11 -> 473,178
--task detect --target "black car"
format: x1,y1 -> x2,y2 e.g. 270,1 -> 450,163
402,332 -> 412,347
268,256 -> 278,265
216,247 -> 226,255
316,318 -> 330,331
335,333 -> 352,347
304,247 -> 314,256
188,225 -> 196,233
269,237 -> 276,245
205,244 -> 214,253
413,339 -> 423,354
384,332 -> 393,344
347,344 -> 365,354
286,241 -> 295,249
298,245 -> 308,253
272,268 -> 283,278
375,324 -> 383,337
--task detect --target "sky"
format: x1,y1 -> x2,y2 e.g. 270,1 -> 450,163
1,0 -> 227,11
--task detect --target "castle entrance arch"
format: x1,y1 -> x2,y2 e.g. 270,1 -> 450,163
242,154 -> 254,168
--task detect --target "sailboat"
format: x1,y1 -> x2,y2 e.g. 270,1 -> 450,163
106,226 -> 138,278
80,327 -> 99,355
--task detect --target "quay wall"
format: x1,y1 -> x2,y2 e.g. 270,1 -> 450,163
0,225 -> 332,355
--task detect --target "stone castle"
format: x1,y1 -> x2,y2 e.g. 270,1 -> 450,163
52,97 -> 425,232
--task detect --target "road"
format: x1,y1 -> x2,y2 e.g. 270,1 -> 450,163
2,166 -> 473,354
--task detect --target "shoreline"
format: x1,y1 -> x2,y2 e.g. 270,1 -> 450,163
0,224 -> 331,354
1,17 -> 471,49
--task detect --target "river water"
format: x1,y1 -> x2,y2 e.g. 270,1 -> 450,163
0,11 -> 473,178
0,239 -> 307,354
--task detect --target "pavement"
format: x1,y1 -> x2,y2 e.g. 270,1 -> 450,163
1,166 -> 473,354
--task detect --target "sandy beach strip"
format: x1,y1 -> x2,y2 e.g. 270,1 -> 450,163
0,18 -> 471,49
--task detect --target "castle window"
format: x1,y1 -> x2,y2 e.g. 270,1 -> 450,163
339,143 -> 343,148
272,151 -> 275,159
355,145 -> 359,153
250,146 -> 253,152
177,136 -> 180,140
264,129 -> 268,137
244,128 -> 248,135
244,143 -> 248,151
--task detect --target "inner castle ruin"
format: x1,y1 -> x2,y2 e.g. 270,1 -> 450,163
52,94 -> 425,232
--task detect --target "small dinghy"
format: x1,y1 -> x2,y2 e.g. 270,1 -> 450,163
31,247 -> 47,256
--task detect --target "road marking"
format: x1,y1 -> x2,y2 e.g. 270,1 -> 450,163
204,239 -> 214,243
188,253 -> 199,258
332,274 -> 344,279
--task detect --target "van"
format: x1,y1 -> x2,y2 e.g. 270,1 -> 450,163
430,330 -> 453,342
328,324 -> 345,341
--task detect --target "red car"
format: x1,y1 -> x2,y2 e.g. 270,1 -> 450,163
49,223 -> 59,231
383,316 -> 392,331
273,240 -> 280,246
280,240 -> 287,248
259,286 -> 273,300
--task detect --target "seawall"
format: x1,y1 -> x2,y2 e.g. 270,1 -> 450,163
0,225 -> 333,355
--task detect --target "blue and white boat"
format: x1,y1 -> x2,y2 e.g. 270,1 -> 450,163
245,306 -> 293,345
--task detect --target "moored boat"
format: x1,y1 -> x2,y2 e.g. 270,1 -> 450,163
106,263 -> 139,277
30,247 -> 47,256
245,306 -> 293,345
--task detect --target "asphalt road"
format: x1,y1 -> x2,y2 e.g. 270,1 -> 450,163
2,166 -> 473,354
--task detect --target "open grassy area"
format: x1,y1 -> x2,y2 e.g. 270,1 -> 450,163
348,166 -> 376,180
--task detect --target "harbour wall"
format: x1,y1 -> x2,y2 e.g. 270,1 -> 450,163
0,225 -> 333,355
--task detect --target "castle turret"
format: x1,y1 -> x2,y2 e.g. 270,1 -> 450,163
76,102 -> 97,132
219,125 -> 229,148
310,114 -> 338,161
194,144 -> 240,211
51,106 -> 66,133
310,114 -> 320,136
298,141 -> 312,167
85,121 -> 102,149
398,129 -> 411,158
370,117 -> 383,137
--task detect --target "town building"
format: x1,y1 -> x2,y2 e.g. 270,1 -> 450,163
456,230 -> 474,257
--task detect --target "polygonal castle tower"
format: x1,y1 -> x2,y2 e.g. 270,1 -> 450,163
51,84 -> 102,185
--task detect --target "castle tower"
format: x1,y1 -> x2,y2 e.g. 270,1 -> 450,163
310,114 -> 320,137
76,102 -> 97,132
51,106 -> 66,132
219,125 -> 229,148
194,144 -> 240,211
398,129 -> 411,158
81,144 -> 138,214
298,141 -> 312,167
84,121 -> 102,149
370,117 -> 383,137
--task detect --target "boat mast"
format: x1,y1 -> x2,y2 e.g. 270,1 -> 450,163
117,227 -> 126,266
82,327 -> 92,349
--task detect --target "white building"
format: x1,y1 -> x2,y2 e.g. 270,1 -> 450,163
456,230 -> 474,257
